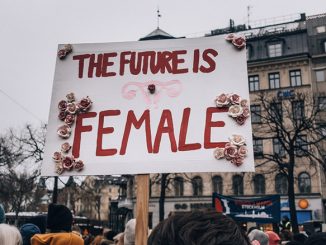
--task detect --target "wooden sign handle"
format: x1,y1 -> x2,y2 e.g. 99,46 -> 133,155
135,174 -> 150,245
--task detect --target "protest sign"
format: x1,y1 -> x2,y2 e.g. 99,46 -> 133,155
42,35 -> 253,176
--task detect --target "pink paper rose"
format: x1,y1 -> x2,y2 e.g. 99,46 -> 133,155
58,100 -> 67,111
224,143 -> 238,160
64,114 -> 75,126
52,151 -> 62,162
214,147 -> 225,159
235,114 -> 247,125
74,160 -> 84,171
58,111 -> 66,121
57,125 -> 71,138
231,153 -> 244,166
228,105 -> 243,117
229,94 -> 241,105
242,107 -> 250,118
66,102 -> 78,114
61,142 -> 71,153
225,33 -> 236,42
238,145 -> 248,157
215,93 -> 230,107
229,135 -> 246,146
57,49 -> 67,59
66,92 -> 76,102
55,163 -> 64,175
240,99 -> 249,107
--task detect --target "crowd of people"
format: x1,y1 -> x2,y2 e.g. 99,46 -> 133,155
1,203 -> 326,245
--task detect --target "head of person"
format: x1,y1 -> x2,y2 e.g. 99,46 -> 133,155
248,229 -> 269,245
265,231 -> 281,245
304,232 -> 326,245
124,219 -> 136,245
113,232 -> 124,245
20,223 -> 41,245
148,210 -> 250,245
0,223 -> 23,245
282,216 -> 289,223
46,203 -> 73,232
0,204 -> 5,224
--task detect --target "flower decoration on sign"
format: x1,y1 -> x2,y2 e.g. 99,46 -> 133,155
53,92 -> 93,175
57,44 -> 73,59
225,33 -> 246,50
214,135 -> 248,167
215,93 -> 250,125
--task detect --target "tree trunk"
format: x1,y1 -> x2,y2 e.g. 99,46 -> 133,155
288,159 -> 299,234
159,174 -> 168,221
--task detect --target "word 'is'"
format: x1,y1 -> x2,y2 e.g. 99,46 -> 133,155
73,49 -> 218,78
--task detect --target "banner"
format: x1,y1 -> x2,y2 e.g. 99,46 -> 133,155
42,35 -> 254,176
213,193 -> 281,223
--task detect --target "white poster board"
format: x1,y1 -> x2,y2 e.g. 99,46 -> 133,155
42,35 -> 254,176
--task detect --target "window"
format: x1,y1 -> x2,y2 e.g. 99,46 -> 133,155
316,70 -> 325,82
253,139 -> 263,158
270,102 -> 282,121
233,175 -> 244,195
269,72 -> 280,89
318,97 -> 326,110
246,46 -> 252,60
290,70 -> 302,86
316,26 -> 326,33
275,173 -> 288,194
295,135 -> 308,156
268,43 -> 282,57
292,100 -> 304,120
174,177 -> 184,196
192,176 -> 203,196
324,41 -> 326,53
298,172 -> 311,193
253,174 -> 265,194
273,138 -> 286,157
249,75 -> 260,92
251,105 -> 261,123
212,175 -> 223,194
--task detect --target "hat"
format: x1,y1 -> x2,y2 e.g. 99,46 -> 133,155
124,219 -> 136,245
265,231 -> 281,245
0,204 -> 5,224
248,229 -> 269,245
46,204 -> 73,232
20,223 -> 41,245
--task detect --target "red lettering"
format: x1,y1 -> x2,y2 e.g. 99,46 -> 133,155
200,49 -> 218,73
72,112 -> 97,158
178,108 -> 201,151
102,53 -> 117,77
172,50 -> 188,74
193,49 -> 200,73
88,54 -> 103,78
120,110 -> 153,155
96,110 -> 121,156
73,54 -> 91,78
153,109 -> 177,153
204,107 -> 227,149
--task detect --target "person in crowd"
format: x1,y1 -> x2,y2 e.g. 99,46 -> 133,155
280,229 -> 293,244
101,228 -> 116,244
0,223 -> 23,245
124,219 -> 136,245
113,232 -> 124,245
148,209 -> 251,245
29,215 -> 47,234
292,233 -> 307,244
248,229 -> 269,245
20,223 -> 41,245
72,224 -> 82,237
92,235 -> 104,245
304,232 -> 326,245
31,203 -> 84,245
265,230 -> 281,245
280,216 -> 292,231
0,204 -> 5,224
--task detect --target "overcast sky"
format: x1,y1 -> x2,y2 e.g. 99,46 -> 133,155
0,0 -> 325,132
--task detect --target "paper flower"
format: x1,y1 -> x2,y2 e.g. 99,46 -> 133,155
61,142 -> 71,153
57,125 -> 71,138
78,96 -> 92,112
215,93 -> 250,125
52,151 -> 62,162
225,34 -> 246,50
62,156 -> 74,170
214,135 -> 248,167
74,160 -> 84,171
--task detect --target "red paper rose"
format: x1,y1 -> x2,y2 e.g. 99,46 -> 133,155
64,114 -> 75,125
62,156 -> 74,170
57,125 -> 71,138
215,93 -> 230,107
232,36 -> 246,49
58,100 -> 67,111
229,94 -> 241,105
235,114 -> 247,125
78,96 -> 92,111
57,49 -> 67,59
231,153 -> 244,166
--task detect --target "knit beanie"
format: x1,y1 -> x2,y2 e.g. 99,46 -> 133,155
0,204 -> 5,224
20,223 -> 41,245
248,229 -> 269,245
124,219 -> 136,245
46,204 -> 73,232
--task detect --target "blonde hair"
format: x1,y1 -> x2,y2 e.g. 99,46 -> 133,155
0,224 -> 23,245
